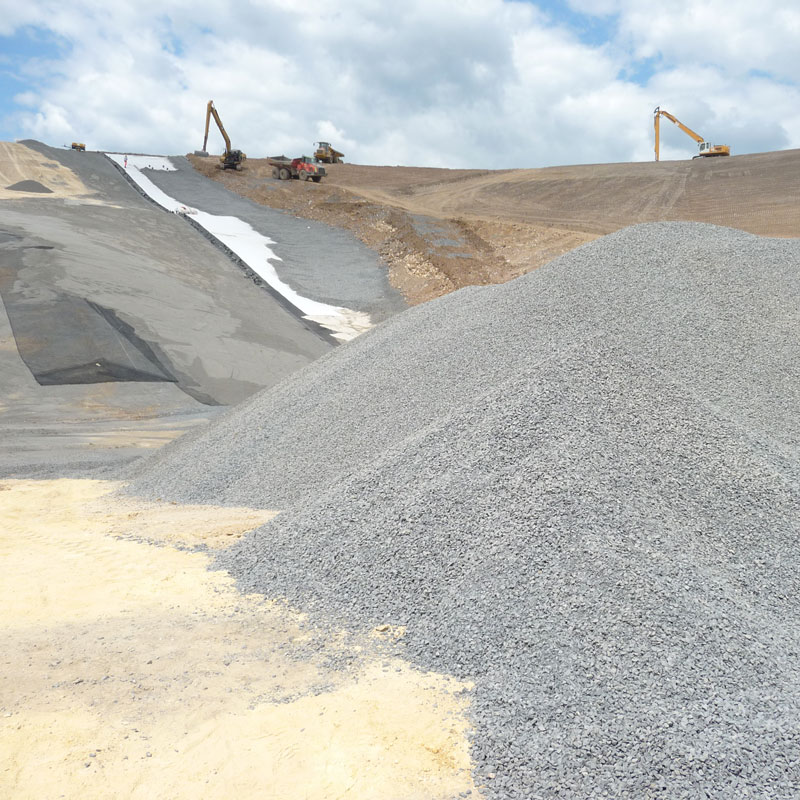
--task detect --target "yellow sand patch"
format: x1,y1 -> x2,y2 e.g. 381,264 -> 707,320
3,663 -> 473,800
0,334 -> 19,352
0,479 -> 478,799
84,485 -> 280,549
84,428 -> 189,449
0,142 -> 93,200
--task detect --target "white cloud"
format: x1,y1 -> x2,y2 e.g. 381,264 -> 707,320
2,0 -> 799,166
617,1 -> 799,80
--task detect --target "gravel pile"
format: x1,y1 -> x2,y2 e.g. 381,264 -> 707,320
5,179 -> 53,193
127,222 -> 800,798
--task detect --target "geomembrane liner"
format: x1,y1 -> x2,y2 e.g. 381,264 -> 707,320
1,289 -> 175,386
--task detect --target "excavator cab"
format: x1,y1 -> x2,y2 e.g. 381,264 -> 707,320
221,149 -> 245,170
694,141 -> 730,159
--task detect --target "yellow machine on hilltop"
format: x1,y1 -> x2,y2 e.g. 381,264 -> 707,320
202,100 -> 246,171
314,141 -> 344,164
654,107 -> 730,161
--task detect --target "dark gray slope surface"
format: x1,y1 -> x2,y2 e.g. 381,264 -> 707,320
142,156 -> 407,322
0,200 -> 330,405
6,141 -> 333,406
3,140 -> 400,477
127,222 -> 800,798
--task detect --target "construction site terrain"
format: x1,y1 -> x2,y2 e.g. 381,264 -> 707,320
2,140 -> 800,800
190,148 -> 800,304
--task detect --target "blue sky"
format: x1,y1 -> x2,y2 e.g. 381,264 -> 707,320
0,27 -> 64,122
531,0 -> 618,46
0,0 -> 798,168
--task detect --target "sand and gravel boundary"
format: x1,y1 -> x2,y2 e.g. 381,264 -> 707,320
0,479 -> 478,800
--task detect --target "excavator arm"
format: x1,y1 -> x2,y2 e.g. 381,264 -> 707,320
203,100 -> 232,154
201,100 -> 245,171
653,106 -> 730,161
654,106 -> 703,161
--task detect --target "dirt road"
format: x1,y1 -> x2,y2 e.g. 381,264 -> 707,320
191,148 -> 800,304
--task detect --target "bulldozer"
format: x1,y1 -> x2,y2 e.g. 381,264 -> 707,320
202,100 -> 246,170
314,141 -> 344,164
653,107 -> 730,161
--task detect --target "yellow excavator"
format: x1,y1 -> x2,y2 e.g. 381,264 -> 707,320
653,107 -> 730,161
202,100 -> 246,170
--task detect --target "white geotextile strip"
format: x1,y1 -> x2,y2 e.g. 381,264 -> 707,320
105,154 -> 371,341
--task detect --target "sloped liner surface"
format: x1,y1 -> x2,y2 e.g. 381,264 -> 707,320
4,293 -> 175,386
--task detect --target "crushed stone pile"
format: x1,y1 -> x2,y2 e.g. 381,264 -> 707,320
5,179 -> 52,193
127,222 -> 800,798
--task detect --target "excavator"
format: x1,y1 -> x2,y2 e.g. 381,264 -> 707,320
653,107 -> 730,161
202,100 -> 246,170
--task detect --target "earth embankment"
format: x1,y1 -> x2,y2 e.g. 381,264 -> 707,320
192,148 -> 800,304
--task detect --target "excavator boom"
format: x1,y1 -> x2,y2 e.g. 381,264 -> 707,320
201,100 -> 245,171
203,101 -> 232,153
654,106 -> 730,161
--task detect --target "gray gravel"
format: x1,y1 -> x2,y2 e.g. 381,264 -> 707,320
126,222 -> 800,797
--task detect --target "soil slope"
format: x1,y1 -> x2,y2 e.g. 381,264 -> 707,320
190,149 -> 800,304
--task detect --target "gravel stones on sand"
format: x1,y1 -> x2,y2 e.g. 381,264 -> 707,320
128,222 -> 800,798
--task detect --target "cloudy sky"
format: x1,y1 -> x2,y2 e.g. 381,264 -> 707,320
1,0 -> 798,168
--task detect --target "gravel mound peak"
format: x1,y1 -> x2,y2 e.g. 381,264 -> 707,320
128,222 -> 800,798
5,178 -> 53,193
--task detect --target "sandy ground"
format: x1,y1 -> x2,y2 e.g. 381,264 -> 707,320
0,143 -> 94,201
0,479 -> 479,799
191,149 -> 800,305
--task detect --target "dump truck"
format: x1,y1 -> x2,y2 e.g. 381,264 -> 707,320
314,142 -> 344,164
202,100 -> 246,170
71,142 -> 86,152
267,156 -> 326,182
